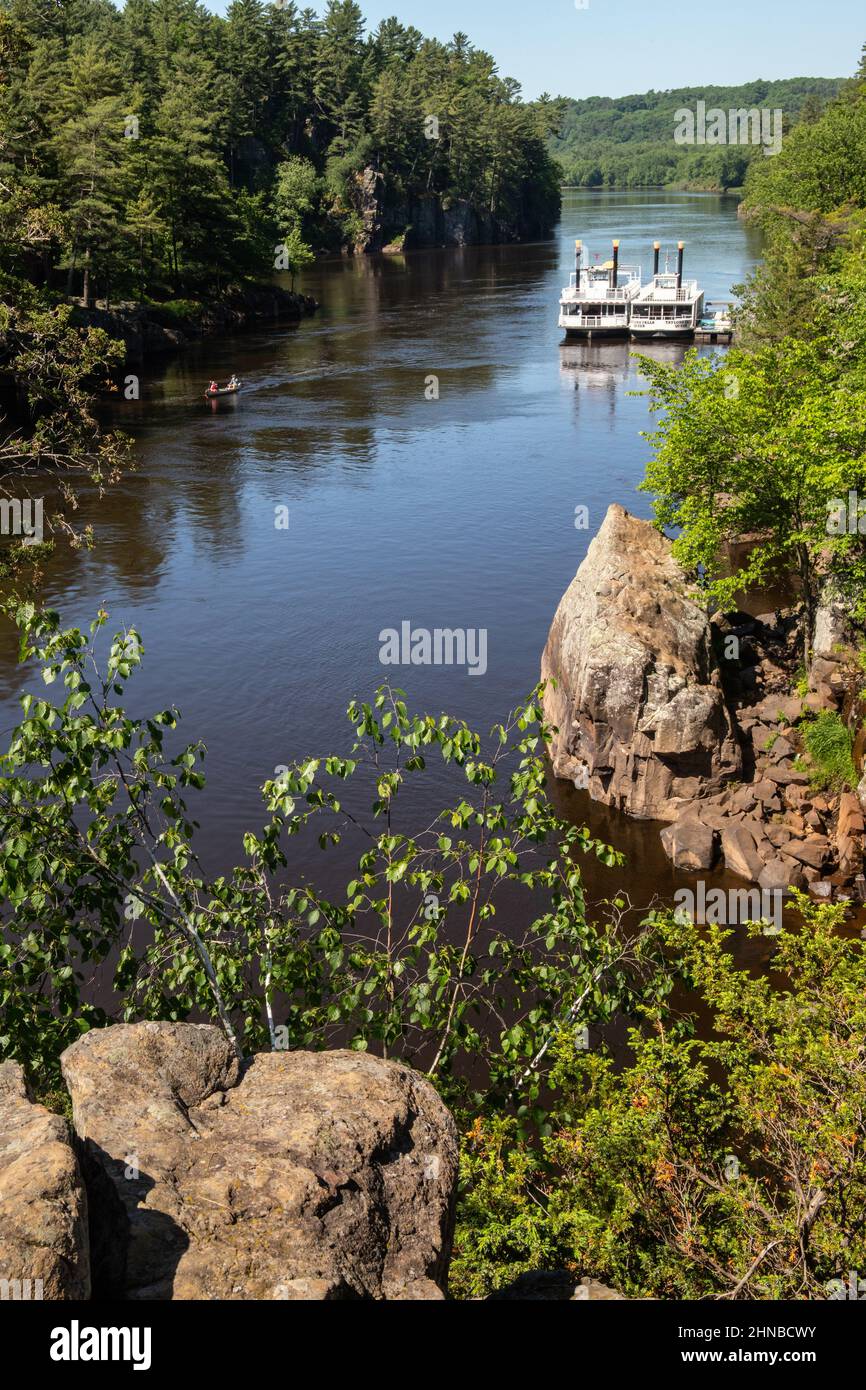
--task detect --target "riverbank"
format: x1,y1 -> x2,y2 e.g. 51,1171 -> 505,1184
561,182 -> 744,195
70,283 -> 318,364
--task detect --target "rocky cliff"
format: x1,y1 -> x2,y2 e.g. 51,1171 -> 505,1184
0,1026 -> 459,1301
542,505 -> 865,896
350,165 -> 553,253
541,503 -> 741,821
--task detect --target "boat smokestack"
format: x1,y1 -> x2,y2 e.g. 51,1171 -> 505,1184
653,241 -> 660,277
575,239 -> 582,283
676,240 -> 684,289
610,239 -> 619,289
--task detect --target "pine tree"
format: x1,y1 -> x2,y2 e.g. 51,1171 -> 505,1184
314,0 -> 367,151
54,92 -> 134,305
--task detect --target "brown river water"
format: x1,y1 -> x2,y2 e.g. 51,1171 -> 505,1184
2,189 -> 789,982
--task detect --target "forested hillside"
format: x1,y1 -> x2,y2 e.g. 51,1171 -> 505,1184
550,78 -> 842,189
0,0 -> 562,307
639,46 -> 866,704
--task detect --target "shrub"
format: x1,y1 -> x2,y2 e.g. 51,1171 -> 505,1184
799,709 -> 857,790
144,299 -> 202,327
452,898 -> 866,1300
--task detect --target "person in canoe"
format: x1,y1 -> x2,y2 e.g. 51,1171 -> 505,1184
205,375 -> 242,398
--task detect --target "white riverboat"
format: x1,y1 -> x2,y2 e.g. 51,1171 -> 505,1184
629,241 -> 704,340
558,240 -> 642,339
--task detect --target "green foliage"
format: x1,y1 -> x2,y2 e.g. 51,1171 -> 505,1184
143,299 -> 202,325
274,155 -> 321,243
450,1113 -> 565,1299
277,225 -> 314,289
549,80 -> 842,190
453,899 -> 866,1300
0,603 -> 671,1104
737,63 -> 866,347
637,50 -> 866,648
743,82 -> 866,220
799,710 -> 857,791
637,332 -> 866,647
1,0 -> 562,302
0,294 -> 134,567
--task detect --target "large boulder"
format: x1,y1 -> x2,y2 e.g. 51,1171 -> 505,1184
0,1061 -> 89,1299
61,1023 -> 458,1301
659,813 -> 717,870
720,821 -> 765,882
542,505 -> 741,820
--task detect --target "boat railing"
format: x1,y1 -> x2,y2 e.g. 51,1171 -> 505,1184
583,314 -> 629,328
631,312 -> 697,330
569,269 -> 644,297
563,280 -> 642,303
638,276 -> 701,303
559,312 -> 631,328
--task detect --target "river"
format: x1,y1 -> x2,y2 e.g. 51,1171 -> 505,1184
1,189 -> 770,951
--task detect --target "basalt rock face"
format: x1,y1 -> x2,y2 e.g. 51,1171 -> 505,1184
657,609 -> 859,896
0,1061 -> 90,1299
61,1023 -> 458,1301
542,504 -> 741,821
349,166 -> 554,253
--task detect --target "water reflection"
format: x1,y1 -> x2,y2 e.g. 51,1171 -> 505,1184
0,191 -> 764,936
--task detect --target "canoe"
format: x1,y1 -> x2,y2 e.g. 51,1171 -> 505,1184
205,382 -> 242,398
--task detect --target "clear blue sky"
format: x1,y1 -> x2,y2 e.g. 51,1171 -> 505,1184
210,0 -> 862,100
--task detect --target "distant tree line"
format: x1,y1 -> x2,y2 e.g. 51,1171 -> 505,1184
550,78 -> 842,190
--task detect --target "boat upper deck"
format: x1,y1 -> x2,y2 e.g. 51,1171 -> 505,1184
634,273 -> 702,304
560,265 -> 642,304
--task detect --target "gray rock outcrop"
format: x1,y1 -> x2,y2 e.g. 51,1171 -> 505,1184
61,1023 -> 457,1301
0,1061 -> 89,1299
348,166 -> 552,253
542,504 -> 741,821
810,580 -> 851,704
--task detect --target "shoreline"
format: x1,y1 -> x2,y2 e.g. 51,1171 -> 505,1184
70,283 -> 319,365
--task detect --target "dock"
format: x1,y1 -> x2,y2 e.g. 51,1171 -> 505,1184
694,299 -> 734,344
